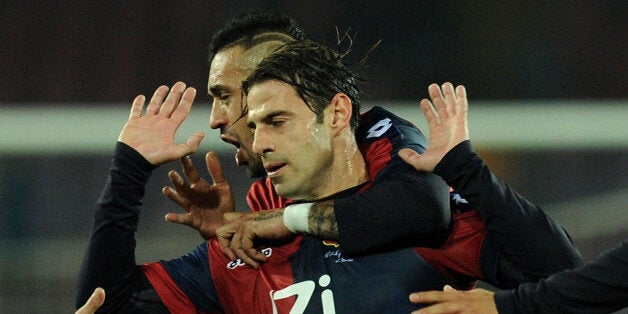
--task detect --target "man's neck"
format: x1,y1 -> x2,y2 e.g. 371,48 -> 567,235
304,140 -> 368,201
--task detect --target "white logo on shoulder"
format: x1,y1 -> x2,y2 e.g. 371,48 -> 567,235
227,248 -> 272,269
451,193 -> 469,204
366,118 -> 393,138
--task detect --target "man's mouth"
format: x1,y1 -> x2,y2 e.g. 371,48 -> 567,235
220,134 -> 240,148
264,162 -> 287,176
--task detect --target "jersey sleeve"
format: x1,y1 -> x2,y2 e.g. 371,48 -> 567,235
334,107 -> 451,255
435,140 -> 583,288
494,239 -> 628,313
77,142 -> 221,312
144,242 -> 223,313
76,142 -> 170,312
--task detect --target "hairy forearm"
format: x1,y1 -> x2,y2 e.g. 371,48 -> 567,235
307,200 -> 339,240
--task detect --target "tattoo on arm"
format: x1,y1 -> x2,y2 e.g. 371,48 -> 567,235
307,200 -> 339,240
254,210 -> 284,221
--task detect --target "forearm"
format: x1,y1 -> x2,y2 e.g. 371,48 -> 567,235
76,142 -> 165,311
331,171 -> 450,255
435,141 -> 583,287
307,200 -> 339,240
495,240 -> 628,313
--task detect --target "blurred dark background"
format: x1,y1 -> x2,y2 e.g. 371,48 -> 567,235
0,1 -> 626,312
1,1 -> 626,103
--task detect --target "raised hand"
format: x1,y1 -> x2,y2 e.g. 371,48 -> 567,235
119,81 -> 205,165
399,82 -> 469,172
163,151 -> 235,239
215,209 -> 293,269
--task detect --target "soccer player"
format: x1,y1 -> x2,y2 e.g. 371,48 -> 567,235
76,40 -> 455,312
162,11 -> 450,256
160,11 -> 581,288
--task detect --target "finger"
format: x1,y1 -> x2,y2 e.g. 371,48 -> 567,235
241,232 -> 268,263
180,156 -> 202,184
159,82 -> 186,116
129,95 -> 145,119
234,246 -> 260,269
164,212 -> 191,226
170,87 -> 197,126
420,98 -> 439,128
206,151 -> 226,185
454,85 -> 468,116
146,85 -> 169,115
412,302 -> 461,314
216,225 -> 238,261
409,291 -> 447,303
76,287 -> 105,314
441,82 -> 456,117
168,170 -> 187,190
223,212 -> 243,222
427,83 -> 445,107
231,229 -> 260,268
183,131 -> 205,153
443,284 -> 456,292
162,185 -> 188,209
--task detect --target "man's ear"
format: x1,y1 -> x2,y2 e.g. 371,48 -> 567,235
328,93 -> 352,136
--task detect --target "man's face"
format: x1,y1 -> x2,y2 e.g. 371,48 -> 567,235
207,45 -> 265,178
246,80 -> 335,200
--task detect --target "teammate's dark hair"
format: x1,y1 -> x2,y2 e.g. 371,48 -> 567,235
208,11 -> 306,63
244,40 -> 361,133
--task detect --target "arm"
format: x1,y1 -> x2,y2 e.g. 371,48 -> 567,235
402,82 -> 582,287
411,239 -> 628,314
76,83 -> 205,311
494,238 -> 628,314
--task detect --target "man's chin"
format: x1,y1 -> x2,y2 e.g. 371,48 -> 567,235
247,165 -> 267,179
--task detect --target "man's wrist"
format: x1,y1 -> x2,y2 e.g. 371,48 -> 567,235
283,203 -> 312,233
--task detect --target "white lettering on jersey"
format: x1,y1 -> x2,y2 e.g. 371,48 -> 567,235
227,248 -> 272,269
366,118 -> 392,138
270,275 -> 336,314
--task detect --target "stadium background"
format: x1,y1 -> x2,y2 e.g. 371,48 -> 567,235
1,2 -> 626,312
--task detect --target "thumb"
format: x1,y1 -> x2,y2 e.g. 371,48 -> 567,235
398,148 -> 422,169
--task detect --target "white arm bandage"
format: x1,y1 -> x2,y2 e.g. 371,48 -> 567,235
283,202 -> 313,233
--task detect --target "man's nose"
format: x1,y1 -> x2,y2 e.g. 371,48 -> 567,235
252,127 -> 275,155
209,104 -> 228,129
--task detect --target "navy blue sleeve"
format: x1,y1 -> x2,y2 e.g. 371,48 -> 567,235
76,142 -> 169,312
435,140 -> 583,288
495,238 -> 628,313
158,242 -> 223,313
335,107 -> 451,255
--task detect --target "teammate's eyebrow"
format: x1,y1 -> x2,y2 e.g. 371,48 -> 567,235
208,85 -> 228,97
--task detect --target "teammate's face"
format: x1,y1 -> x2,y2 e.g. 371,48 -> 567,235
247,80 -> 335,200
207,45 -> 265,178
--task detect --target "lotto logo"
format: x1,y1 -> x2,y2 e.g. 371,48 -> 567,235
227,248 -> 272,269
366,118 -> 393,138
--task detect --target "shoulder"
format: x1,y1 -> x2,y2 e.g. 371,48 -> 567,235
357,106 -> 428,151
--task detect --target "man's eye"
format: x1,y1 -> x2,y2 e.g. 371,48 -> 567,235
271,120 -> 285,127
219,94 -> 230,101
